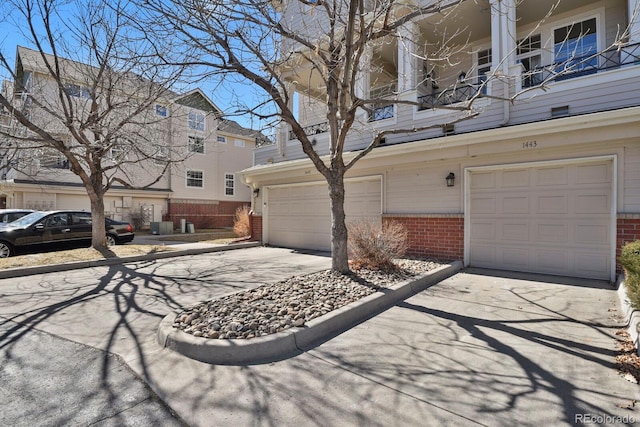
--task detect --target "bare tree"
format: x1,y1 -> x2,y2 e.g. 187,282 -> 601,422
140,0 -> 626,272
0,0 -> 187,252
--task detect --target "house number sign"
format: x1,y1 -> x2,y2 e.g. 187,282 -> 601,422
522,140 -> 537,148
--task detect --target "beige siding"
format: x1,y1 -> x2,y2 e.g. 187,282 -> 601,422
624,144 -> 640,212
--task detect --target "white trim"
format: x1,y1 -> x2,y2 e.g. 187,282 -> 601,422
464,155 -> 617,281
224,172 -> 235,196
185,169 -> 205,189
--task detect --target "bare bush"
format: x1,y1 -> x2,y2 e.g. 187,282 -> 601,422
129,208 -> 150,231
348,219 -> 409,271
233,205 -> 251,237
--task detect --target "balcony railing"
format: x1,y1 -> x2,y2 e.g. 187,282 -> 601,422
288,121 -> 329,140
523,42 -> 640,88
418,84 -> 481,110
369,104 -> 395,122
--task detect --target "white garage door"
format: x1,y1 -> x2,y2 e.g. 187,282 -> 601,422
266,178 -> 381,251
468,159 -> 613,280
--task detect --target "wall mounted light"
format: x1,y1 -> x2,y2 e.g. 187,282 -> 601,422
253,188 -> 260,197
446,172 -> 455,187
458,71 -> 467,83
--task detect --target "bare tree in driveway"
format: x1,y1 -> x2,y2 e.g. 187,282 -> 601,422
0,0 -> 187,252
139,0 -> 624,272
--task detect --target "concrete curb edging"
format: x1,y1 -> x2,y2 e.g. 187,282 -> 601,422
616,274 -> 640,356
157,260 -> 463,365
0,241 -> 261,279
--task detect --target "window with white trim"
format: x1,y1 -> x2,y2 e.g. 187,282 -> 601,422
188,111 -> 205,131
224,173 -> 235,196
476,48 -> 491,94
186,170 -> 204,188
554,18 -> 598,76
65,84 -> 92,99
188,136 -> 205,154
217,135 -> 226,144
517,34 -> 542,88
155,104 -> 168,117
234,139 -> 245,147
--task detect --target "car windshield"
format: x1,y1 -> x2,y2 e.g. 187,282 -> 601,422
8,211 -> 49,227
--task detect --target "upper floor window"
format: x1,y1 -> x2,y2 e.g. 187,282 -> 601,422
188,111 -> 205,131
186,170 -> 204,188
554,18 -> 597,75
217,135 -> 226,144
188,136 -> 205,154
234,139 -> 245,147
65,84 -> 92,99
225,173 -> 235,196
517,34 -> 542,88
155,104 -> 168,117
476,48 -> 492,94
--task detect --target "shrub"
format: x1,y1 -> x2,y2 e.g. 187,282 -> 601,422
233,205 -> 251,237
620,240 -> 640,310
129,207 -> 150,231
348,218 -> 408,271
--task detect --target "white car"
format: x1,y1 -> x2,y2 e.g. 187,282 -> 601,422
0,209 -> 35,226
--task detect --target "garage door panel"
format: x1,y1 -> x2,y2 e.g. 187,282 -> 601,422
501,223 -> 529,241
536,194 -> 569,214
469,160 -> 612,279
502,169 -> 530,187
574,193 -> 610,214
502,196 -> 529,214
535,222 -> 568,243
536,166 -> 568,186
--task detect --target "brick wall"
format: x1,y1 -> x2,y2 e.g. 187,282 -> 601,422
250,213 -> 263,242
165,200 -> 249,229
617,215 -> 640,273
383,215 -> 464,262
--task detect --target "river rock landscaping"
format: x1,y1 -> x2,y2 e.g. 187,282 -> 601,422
172,259 -> 442,340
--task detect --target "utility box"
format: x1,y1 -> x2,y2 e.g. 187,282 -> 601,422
186,222 -> 195,233
150,221 -> 174,235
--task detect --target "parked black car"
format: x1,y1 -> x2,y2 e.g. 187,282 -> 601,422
0,210 -> 135,258
0,209 -> 35,226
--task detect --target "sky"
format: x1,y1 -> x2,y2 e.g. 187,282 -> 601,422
0,3 -> 270,134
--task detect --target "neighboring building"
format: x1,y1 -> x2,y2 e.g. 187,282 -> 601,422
242,0 -> 640,281
0,46 -> 258,229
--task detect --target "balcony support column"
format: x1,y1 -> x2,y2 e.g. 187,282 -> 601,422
397,21 -> 417,94
629,0 -> 640,44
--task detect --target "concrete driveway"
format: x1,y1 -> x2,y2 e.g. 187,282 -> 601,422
0,247 -> 636,426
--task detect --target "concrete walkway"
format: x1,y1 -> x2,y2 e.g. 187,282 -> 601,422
0,247 -> 637,426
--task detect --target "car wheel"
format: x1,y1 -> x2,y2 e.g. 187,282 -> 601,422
0,241 -> 14,258
106,234 -> 117,246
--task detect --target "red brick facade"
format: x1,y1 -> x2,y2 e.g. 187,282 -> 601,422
164,199 -> 249,229
617,216 -> 640,273
383,215 -> 464,261
250,213 -> 263,242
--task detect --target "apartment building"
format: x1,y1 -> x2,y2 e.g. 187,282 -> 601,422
242,0 -> 640,280
0,46 -> 258,229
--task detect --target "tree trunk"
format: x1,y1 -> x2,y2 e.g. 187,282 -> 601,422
88,189 -> 108,251
328,173 -> 350,273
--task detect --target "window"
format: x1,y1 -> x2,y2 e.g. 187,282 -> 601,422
155,104 -> 168,117
225,173 -> 235,196
186,170 -> 204,188
217,135 -> 226,144
154,146 -> 169,165
476,49 -> 492,94
110,145 -> 126,161
188,136 -> 205,154
517,34 -> 542,88
554,18 -> 598,76
65,84 -> 92,99
234,139 -> 245,147
188,112 -> 205,131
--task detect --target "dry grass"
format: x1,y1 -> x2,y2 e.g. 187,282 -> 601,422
0,245 -> 176,270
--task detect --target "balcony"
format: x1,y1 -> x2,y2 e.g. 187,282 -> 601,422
523,42 -> 640,88
288,121 -> 329,141
417,84 -> 482,110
